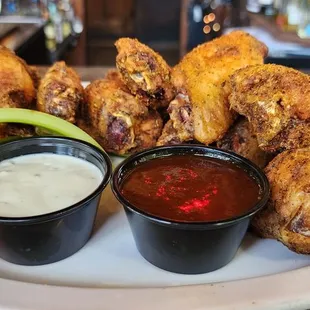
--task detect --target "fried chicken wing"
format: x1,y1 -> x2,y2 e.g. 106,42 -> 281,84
228,64 -> 310,152
83,75 -> 163,155
133,109 -> 163,151
158,31 -> 267,146
0,123 -> 35,139
27,65 -> 41,89
0,45 -> 36,108
156,93 -> 193,145
252,148 -> 310,254
37,61 -> 84,123
156,120 -> 182,146
216,117 -> 270,168
115,38 -> 175,108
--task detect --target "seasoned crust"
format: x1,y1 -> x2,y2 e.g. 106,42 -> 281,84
216,117 -> 270,168
170,31 -> 267,145
37,61 -> 84,123
115,38 -> 175,108
0,45 -> 36,108
228,64 -> 310,152
84,77 -> 163,155
252,148 -> 310,254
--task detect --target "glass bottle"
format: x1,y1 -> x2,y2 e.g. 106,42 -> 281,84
297,0 -> 310,38
275,0 -> 289,31
287,0 -> 303,32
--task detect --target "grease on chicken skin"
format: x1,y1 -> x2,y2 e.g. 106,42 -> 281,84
252,148 -> 310,254
158,31 -> 267,146
115,38 -> 175,109
83,76 -> 163,155
37,61 -> 84,123
228,64 -> 310,152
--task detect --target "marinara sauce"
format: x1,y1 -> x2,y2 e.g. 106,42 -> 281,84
120,155 -> 260,222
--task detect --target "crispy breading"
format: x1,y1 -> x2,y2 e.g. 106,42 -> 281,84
216,117 -> 271,168
156,119 -> 181,146
252,148 -> 310,254
0,45 -> 36,108
115,38 -> 175,108
0,123 -> 35,139
84,77 -> 163,155
37,61 -> 84,123
159,31 -> 267,146
156,93 -> 193,145
228,64 -> 310,152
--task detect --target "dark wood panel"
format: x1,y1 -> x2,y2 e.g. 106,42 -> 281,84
134,0 -> 180,43
86,0 -> 134,37
65,0 -> 87,66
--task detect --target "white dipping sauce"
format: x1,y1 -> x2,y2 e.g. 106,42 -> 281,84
0,153 -> 104,217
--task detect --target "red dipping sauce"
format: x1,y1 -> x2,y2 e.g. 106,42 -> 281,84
120,155 -> 261,222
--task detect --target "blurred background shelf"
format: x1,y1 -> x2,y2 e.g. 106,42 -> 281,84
0,0 -> 308,70
249,13 -> 310,47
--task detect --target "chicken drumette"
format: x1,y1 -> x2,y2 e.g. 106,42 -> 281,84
82,72 -> 163,155
158,31 -> 268,146
0,45 -> 40,139
228,64 -> 310,152
252,148 -> 310,254
37,61 -> 84,124
0,45 -> 36,109
115,38 -> 175,109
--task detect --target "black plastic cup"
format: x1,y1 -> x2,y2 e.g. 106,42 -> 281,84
0,137 -> 112,266
112,145 -> 270,274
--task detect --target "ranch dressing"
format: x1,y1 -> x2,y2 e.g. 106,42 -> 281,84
0,153 -> 103,217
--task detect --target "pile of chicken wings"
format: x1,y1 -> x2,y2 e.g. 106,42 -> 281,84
1,31 -> 310,254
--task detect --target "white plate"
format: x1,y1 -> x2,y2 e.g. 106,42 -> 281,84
1,81 -> 310,309
1,155 -> 310,310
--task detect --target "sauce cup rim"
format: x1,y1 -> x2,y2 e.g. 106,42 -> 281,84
111,145 -> 270,230
0,136 -> 112,224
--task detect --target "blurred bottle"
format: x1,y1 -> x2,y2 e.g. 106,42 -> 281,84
44,1 -> 57,51
53,11 -> 63,44
19,0 -> 40,16
297,0 -> 310,38
58,0 -> 72,39
247,0 -> 261,13
259,0 -> 277,16
275,0 -> 289,30
287,0 -> 303,31
2,0 -> 19,15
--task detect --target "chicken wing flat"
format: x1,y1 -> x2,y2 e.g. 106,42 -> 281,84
216,117 -> 270,168
0,45 -> 36,108
252,148 -> 310,254
37,61 -> 84,123
84,76 -> 163,155
159,31 -> 267,146
115,38 -> 175,108
228,64 -> 310,152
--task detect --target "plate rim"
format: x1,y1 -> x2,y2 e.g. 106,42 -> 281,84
1,266 -> 310,310
1,81 -> 310,309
